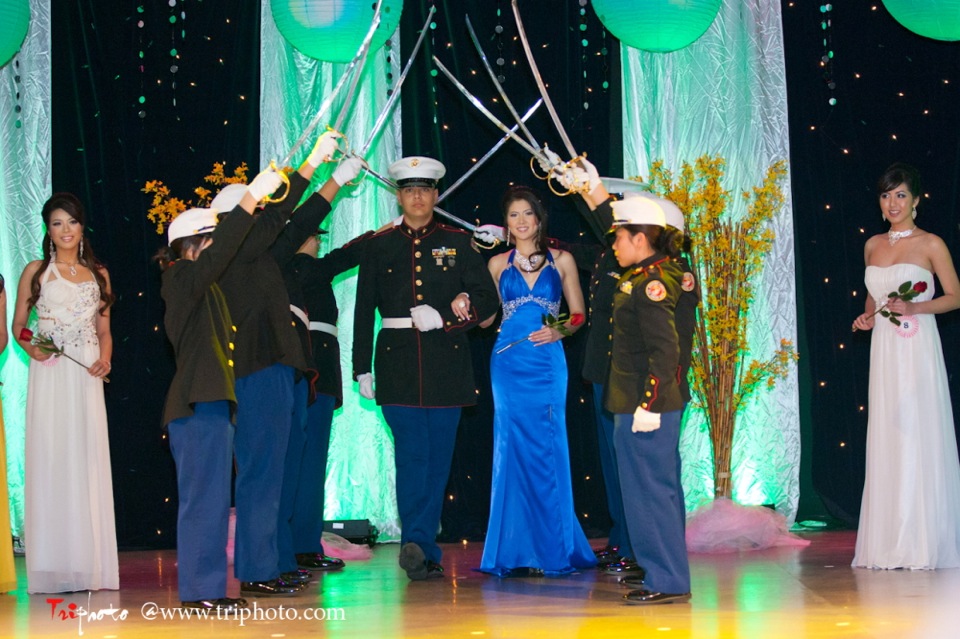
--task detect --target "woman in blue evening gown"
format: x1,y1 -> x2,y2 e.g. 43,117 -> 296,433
476,186 -> 596,576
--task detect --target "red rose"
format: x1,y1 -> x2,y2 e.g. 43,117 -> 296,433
913,282 -> 928,293
19,327 -> 33,342
570,313 -> 586,327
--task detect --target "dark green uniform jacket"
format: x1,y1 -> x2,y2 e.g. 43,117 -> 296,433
605,253 -> 684,415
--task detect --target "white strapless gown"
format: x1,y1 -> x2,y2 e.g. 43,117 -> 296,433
24,264 -> 118,592
853,263 -> 960,569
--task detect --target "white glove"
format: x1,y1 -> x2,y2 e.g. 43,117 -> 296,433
247,168 -> 285,201
632,406 -> 661,432
537,146 -> 563,177
307,130 -> 343,168
357,373 -> 375,400
410,305 -> 444,332
332,156 -> 365,186
579,156 -> 602,192
474,224 -> 505,245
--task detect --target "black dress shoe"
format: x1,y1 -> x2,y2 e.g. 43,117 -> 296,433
280,570 -> 312,585
240,578 -> 304,595
181,597 -> 249,612
296,553 -> 345,571
623,589 -> 691,605
398,542 -> 428,581
618,575 -> 645,587
603,560 -> 645,579
425,561 -> 445,579
594,545 -> 620,561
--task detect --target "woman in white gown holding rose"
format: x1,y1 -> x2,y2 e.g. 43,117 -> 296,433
852,163 -> 960,569
12,193 -> 117,593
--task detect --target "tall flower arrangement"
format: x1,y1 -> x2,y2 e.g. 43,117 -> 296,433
646,155 -> 797,499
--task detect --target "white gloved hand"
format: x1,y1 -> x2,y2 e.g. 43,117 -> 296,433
474,224 -> 505,245
410,305 -> 444,332
558,165 -> 586,191
307,130 -> 343,168
579,156 -> 602,192
357,373 -> 375,400
247,168 -> 285,201
632,406 -> 661,432
537,146 -> 563,177
332,156 -> 365,186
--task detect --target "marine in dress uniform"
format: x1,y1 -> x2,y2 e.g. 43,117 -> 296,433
352,156 -> 499,580
604,196 -> 691,605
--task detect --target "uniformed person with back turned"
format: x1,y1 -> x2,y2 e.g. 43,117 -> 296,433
352,156 -> 499,580
605,196 -> 691,605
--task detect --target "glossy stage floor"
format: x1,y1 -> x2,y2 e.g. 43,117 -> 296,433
1,530 -> 958,638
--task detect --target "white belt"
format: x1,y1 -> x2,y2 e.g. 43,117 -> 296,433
290,305 -> 309,328
309,321 -> 338,337
381,317 -> 414,329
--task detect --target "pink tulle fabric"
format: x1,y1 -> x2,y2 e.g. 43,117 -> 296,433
685,498 -> 810,553
225,509 -> 372,562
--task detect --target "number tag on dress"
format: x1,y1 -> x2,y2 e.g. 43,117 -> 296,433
895,315 -> 919,339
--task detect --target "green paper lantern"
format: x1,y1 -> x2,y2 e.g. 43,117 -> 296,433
593,0 -> 721,53
882,0 -> 960,41
272,0 -> 404,63
0,0 -> 30,68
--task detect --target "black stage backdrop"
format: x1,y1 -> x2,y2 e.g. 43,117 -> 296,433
43,1 -> 959,548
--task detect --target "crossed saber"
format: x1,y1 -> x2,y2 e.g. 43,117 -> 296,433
433,2 -> 593,197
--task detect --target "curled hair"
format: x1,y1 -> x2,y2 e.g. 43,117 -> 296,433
29,193 -> 114,314
877,162 -> 921,197
153,235 -> 210,272
658,226 -> 686,258
501,185 -> 549,270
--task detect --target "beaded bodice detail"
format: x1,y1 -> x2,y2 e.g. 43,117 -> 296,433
500,251 -> 560,322
34,264 -> 100,353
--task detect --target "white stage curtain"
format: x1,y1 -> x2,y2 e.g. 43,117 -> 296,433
0,0 -> 51,537
260,3 -> 403,539
621,1 -> 800,521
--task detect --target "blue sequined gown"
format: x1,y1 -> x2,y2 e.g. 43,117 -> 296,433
480,251 -> 596,575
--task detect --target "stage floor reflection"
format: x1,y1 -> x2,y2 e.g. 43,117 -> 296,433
1,530 -> 957,638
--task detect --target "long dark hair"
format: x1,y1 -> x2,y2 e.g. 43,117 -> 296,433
29,192 -> 114,314
619,223 -> 669,254
501,185 -> 549,269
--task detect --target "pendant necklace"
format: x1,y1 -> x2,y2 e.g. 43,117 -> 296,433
514,251 -> 543,273
57,260 -> 79,276
888,227 -> 915,246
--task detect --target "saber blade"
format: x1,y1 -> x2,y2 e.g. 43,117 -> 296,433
359,5 -> 436,156
432,55 -> 546,161
464,14 -> 540,150
279,1 -> 383,167
510,0 -> 578,159
438,98 -> 543,205
363,162 -> 478,232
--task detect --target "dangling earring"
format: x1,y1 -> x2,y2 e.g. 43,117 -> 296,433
912,207 -> 917,220
49,237 -> 56,262
506,229 -> 512,245
79,236 -> 84,260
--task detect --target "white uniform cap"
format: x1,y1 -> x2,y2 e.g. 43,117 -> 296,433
622,191 -> 685,231
610,196 -> 667,230
388,156 -> 446,188
210,183 -> 248,214
168,207 -> 218,245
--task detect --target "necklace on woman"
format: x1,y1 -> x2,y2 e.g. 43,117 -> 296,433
888,226 -> 916,246
514,251 -> 543,273
56,260 -> 79,276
